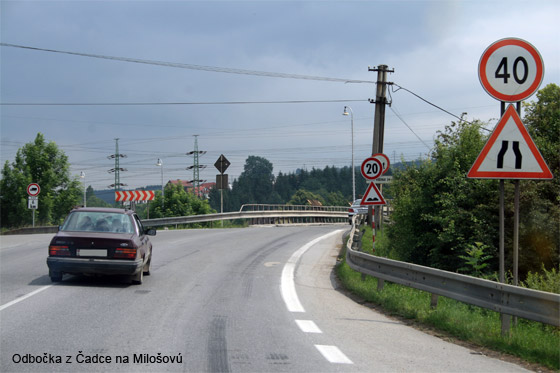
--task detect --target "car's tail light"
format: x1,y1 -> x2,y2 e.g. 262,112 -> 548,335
114,248 -> 137,259
49,245 -> 70,256
348,208 -> 355,213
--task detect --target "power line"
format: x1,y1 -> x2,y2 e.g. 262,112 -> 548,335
0,43 -> 375,84
0,99 -> 365,106
391,83 -> 468,123
389,106 -> 432,151
391,83 -> 491,132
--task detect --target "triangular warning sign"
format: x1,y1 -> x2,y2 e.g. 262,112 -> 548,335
360,182 -> 386,205
468,104 -> 553,179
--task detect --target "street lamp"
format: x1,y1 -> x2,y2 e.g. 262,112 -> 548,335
343,106 -> 356,202
156,158 -> 164,209
80,171 -> 86,207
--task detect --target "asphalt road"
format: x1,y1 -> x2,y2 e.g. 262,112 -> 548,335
0,226 -> 529,372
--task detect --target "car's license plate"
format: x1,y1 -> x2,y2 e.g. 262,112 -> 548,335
77,249 -> 107,257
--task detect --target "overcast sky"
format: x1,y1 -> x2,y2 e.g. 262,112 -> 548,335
1,0 -> 558,191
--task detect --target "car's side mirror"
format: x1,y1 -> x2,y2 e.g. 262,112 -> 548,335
145,228 -> 156,236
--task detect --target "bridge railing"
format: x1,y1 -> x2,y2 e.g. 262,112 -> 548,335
143,205 -> 348,227
3,205 -> 349,234
239,204 -> 348,212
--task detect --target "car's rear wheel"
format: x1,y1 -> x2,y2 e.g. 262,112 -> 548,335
143,256 -> 151,276
131,267 -> 143,285
49,270 -> 63,282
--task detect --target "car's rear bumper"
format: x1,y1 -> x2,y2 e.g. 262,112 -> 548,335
47,257 -> 143,276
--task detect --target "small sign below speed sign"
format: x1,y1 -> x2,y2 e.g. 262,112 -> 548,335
479,38 -> 544,102
361,157 -> 383,180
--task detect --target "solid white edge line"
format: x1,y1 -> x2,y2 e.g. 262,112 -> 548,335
0,285 -> 52,312
281,261 -> 305,312
295,319 -> 322,333
280,229 -> 343,313
315,345 -> 354,364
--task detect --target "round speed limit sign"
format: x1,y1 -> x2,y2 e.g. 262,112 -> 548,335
479,38 -> 544,102
360,157 -> 383,180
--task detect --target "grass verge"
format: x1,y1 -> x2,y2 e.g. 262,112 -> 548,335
337,226 -> 560,371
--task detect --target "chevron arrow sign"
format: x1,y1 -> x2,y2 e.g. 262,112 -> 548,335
115,190 -> 155,202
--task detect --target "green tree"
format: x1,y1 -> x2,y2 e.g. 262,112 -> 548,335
149,183 -> 214,219
518,83 -> 560,274
85,186 -> 111,208
387,85 -> 559,278
288,189 -> 324,205
388,120 -> 499,271
458,242 -> 493,277
523,83 -> 560,180
0,133 -> 81,227
86,185 -> 95,200
232,156 -> 275,206
208,185 -> 241,213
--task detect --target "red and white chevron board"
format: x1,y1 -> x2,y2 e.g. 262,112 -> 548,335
115,190 -> 155,202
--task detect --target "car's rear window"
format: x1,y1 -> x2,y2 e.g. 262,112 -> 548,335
61,211 -> 134,233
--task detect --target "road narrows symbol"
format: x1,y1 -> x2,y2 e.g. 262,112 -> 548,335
513,141 -> 522,169
497,141 -> 508,169
496,141 -> 522,170
467,104 -> 552,179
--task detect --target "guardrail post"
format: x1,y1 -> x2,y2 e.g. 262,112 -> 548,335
376,278 -> 385,291
430,293 -> 439,309
501,290 -> 511,336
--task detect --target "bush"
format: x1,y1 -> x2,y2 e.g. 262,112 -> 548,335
521,265 -> 560,294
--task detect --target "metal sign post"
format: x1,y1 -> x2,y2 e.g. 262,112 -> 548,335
471,38 -> 550,335
214,154 -> 231,228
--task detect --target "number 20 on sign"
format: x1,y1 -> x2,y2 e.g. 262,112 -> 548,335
361,157 -> 383,180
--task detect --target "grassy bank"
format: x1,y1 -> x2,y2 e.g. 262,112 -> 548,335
337,226 -> 560,370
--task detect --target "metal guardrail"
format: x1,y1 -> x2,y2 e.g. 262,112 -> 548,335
143,204 -> 348,227
346,217 -> 560,327
2,226 -> 59,235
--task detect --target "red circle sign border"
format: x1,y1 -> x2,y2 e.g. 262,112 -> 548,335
372,153 -> 390,175
479,38 -> 544,103
360,157 -> 383,180
27,183 -> 40,196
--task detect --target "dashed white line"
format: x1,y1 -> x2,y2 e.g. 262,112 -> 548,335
0,285 -> 52,312
280,229 -> 354,365
315,345 -> 354,364
295,319 -> 322,333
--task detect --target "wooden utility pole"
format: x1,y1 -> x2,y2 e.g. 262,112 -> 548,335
369,65 -> 393,243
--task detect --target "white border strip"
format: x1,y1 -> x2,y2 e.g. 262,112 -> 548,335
280,230 -> 342,312
315,345 -> 354,364
0,285 -> 52,312
295,319 -> 322,333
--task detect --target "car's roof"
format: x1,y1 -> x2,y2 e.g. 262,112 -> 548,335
69,207 -> 133,215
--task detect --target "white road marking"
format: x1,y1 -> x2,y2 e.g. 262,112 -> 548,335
0,285 -> 52,312
280,230 -> 353,365
295,319 -> 322,333
314,345 -> 354,364
280,230 -> 342,313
